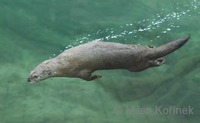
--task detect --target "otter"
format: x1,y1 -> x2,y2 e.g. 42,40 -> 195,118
28,36 -> 190,83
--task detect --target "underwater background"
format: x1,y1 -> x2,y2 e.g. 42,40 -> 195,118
0,0 -> 200,123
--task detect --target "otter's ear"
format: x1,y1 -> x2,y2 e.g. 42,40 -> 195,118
44,70 -> 52,76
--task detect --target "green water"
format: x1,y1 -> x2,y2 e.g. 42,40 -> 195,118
0,0 -> 200,123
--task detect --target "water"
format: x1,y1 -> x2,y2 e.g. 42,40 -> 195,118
0,0 -> 200,123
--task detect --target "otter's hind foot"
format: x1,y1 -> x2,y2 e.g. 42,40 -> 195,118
149,58 -> 165,67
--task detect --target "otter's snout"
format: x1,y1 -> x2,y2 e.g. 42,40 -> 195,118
27,76 -> 35,83
27,75 -> 39,83
27,77 -> 31,82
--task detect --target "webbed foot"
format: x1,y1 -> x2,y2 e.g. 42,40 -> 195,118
149,58 -> 165,67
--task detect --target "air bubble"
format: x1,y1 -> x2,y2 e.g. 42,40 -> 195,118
167,28 -> 171,31
128,31 -> 133,34
138,28 -> 144,32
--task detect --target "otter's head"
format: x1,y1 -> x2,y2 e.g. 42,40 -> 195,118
27,59 -> 55,83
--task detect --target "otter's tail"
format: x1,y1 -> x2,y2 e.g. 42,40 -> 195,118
147,36 -> 190,59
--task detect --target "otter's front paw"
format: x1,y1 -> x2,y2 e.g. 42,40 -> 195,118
90,75 -> 102,80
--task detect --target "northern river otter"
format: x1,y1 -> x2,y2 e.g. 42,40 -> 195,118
28,36 -> 190,83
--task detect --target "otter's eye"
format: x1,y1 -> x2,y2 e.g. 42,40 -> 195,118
32,75 -> 38,79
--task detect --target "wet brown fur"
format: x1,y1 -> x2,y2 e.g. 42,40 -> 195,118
28,36 -> 190,82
